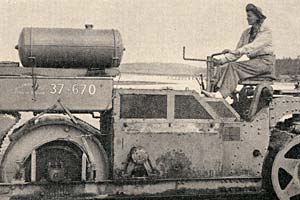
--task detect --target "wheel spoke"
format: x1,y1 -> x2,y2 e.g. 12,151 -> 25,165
272,136 -> 300,200
280,158 -> 300,176
283,178 -> 300,198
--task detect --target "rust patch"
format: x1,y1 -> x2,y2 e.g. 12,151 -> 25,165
156,150 -> 192,178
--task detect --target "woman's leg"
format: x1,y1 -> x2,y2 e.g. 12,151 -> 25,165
216,58 -> 273,98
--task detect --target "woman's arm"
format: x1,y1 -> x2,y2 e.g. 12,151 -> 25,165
218,29 -> 249,64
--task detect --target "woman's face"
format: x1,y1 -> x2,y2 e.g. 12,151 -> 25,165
247,11 -> 259,25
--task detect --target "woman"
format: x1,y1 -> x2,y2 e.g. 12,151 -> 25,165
204,3 -> 275,99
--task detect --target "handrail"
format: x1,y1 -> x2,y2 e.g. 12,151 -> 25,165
182,46 -> 225,92
182,46 -> 208,62
183,46 -> 224,62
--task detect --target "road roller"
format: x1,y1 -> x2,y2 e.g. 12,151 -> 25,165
0,26 -> 300,200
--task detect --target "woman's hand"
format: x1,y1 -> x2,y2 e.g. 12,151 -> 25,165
212,58 -> 222,65
222,49 -> 231,54
222,49 -> 241,55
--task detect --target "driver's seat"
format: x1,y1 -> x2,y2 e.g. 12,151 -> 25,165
238,73 -> 277,86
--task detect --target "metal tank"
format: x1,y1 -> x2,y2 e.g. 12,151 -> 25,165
16,25 -> 124,69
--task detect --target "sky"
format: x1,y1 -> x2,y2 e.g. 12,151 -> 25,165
1,0 -> 300,65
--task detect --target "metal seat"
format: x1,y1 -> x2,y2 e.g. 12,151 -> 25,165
239,74 -> 277,85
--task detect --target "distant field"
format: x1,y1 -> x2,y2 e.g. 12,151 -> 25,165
120,62 -> 205,76
119,62 -> 300,83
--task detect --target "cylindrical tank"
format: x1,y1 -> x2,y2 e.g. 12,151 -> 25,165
16,26 -> 124,69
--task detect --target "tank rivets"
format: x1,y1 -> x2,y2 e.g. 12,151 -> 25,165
253,149 -> 261,157
64,127 -> 70,132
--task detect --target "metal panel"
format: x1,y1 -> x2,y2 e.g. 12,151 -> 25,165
204,97 -> 240,121
0,76 -> 113,111
113,121 -> 223,179
207,101 -> 237,119
270,96 -> 300,127
174,95 -> 213,119
222,108 -> 270,177
113,89 -> 223,179
120,94 -> 167,119
222,127 -> 240,141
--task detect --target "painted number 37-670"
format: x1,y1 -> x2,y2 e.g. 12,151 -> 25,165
49,83 -> 96,95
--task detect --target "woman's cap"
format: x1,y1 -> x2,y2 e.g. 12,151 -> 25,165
246,3 -> 266,20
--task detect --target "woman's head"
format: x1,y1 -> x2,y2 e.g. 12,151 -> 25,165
246,3 -> 266,25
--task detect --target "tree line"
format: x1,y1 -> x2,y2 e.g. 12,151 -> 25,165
276,58 -> 300,76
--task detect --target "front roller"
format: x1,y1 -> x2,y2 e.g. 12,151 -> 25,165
272,135 -> 300,199
0,116 -> 109,183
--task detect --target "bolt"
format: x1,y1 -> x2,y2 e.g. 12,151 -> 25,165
253,149 -> 261,157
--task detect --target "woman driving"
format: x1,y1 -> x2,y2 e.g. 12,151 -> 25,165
203,3 -> 275,99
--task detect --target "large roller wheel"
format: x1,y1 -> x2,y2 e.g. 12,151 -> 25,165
0,116 -> 109,183
272,135 -> 300,200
